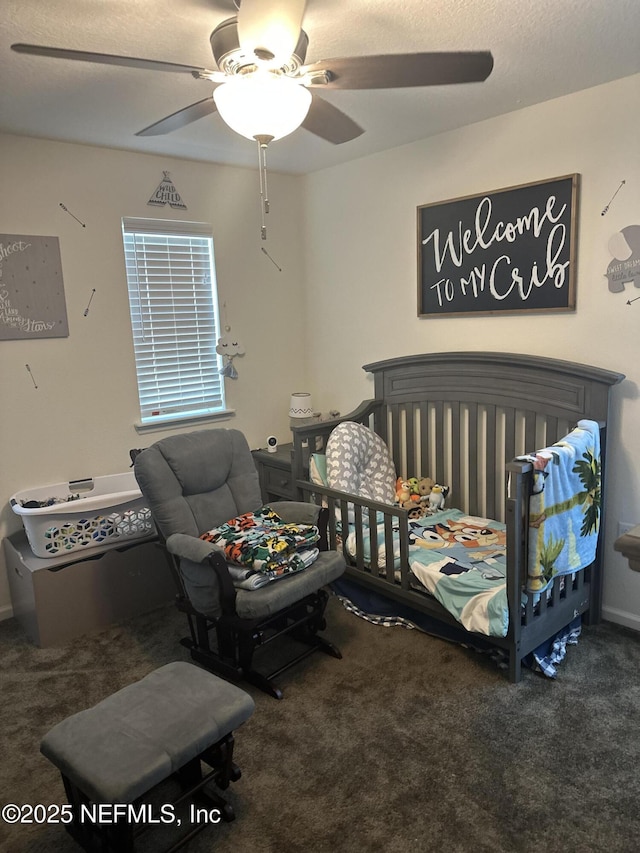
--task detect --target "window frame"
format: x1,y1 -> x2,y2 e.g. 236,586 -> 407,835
122,217 -> 232,433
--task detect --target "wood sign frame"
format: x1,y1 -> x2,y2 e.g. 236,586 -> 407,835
417,174 -> 579,317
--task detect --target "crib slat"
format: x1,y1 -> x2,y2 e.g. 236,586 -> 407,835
524,410 -> 537,453
353,504 -> 365,572
384,513 -> 396,583
434,401 -> 445,486
468,403 -> 479,516
405,403 -> 416,476
389,404 -> 401,473
545,415 -> 558,446
340,501 -> 351,566
420,401 -> 430,480
485,404 -> 496,518
398,510 -> 410,590
327,496 -> 338,548
450,401 -> 461,506
369,513 -> 379,576
538,587 -> 548,614
504,409 -> 516,468
523,594 -> 534,625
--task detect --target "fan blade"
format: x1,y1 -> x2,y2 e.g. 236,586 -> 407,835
237,0 -> 306,65
11,43 -> 214,76
136,97 -> 220,136
301,93 -> 364,144
304,51 -> 494,89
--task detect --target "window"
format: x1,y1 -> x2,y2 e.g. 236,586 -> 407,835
122,218 -> 227,430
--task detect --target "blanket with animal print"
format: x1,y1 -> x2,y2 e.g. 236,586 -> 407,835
408,511 -> 508,637
344,508 -> 509,637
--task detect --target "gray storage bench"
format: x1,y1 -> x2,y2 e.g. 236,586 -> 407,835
40,661 -> 255,852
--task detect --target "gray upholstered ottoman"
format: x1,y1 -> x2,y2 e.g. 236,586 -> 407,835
40,661 -> 255,852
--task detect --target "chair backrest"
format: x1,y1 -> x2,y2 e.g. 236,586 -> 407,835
134,428 -> 263,540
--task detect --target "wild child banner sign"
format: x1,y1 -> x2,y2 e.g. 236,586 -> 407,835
417,175 -> 578,317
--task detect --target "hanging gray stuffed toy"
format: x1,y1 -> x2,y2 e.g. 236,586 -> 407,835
216,333 -> 245,379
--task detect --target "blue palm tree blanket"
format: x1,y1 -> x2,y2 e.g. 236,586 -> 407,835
515,419 -> 601,592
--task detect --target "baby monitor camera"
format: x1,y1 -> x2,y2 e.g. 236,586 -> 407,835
266,435 -> 278,453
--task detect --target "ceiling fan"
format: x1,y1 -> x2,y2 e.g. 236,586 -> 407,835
12,0 -> 493,240
11,0 -> 494,147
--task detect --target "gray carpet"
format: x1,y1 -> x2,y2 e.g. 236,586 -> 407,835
1,595 -> 640,853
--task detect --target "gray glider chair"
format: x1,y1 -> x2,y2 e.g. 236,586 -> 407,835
134,428 -> 345,699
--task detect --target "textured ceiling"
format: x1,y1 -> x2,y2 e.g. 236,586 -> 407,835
2,0 -> 640,175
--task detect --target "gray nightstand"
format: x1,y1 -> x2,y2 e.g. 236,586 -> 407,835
252,443 -> 295,502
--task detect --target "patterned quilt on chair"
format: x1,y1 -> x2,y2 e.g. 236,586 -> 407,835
200,507 -> 320,587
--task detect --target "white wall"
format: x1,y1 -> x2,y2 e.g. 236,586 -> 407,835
302,73 -> 640,630
0,135 -> 307,617
2,72 -> 640,631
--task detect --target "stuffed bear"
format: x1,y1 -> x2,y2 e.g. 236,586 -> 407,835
418,477 -> 435,497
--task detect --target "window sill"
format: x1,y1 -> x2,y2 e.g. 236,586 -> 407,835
134,409 -> 236,435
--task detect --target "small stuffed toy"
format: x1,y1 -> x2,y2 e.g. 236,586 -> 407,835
407,504 -> 428,519
418,477 -> 435,497
396,478 -> 412,505
428,484 -> 450,512
407,477 -> 420,495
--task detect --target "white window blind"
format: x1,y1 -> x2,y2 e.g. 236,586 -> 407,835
122,217 -> 225,426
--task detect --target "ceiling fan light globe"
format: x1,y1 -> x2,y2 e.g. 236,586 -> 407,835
237,0 -> 307,69
213,73 -> 311,141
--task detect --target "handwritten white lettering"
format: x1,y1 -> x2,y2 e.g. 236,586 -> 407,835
423,195 -> 567,273
421,187 -> 572,309
0,241 -> 31,262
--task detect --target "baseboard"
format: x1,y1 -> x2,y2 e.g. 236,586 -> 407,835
0,603 -> 14,623
602,605 -> 640,633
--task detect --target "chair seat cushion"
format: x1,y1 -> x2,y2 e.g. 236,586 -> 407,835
180,549 -> 344,621
40,662 -> 255,804
235,550 -> 345,620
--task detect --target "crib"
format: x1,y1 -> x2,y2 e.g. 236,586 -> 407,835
291,352 -> 624,682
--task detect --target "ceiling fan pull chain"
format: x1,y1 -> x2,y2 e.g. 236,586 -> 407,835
261,143 -> 270,215
256,137 -> 272,240
256,138 -> 267,239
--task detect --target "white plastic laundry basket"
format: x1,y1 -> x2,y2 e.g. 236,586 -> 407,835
10,472 -> 155,558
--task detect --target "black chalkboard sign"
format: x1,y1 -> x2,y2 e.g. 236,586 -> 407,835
417,174 -> 579,317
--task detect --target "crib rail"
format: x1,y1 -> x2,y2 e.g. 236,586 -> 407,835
297,481 -> 407,581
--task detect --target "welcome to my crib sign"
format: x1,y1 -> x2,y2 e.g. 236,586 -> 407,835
417,174 -> 579,317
